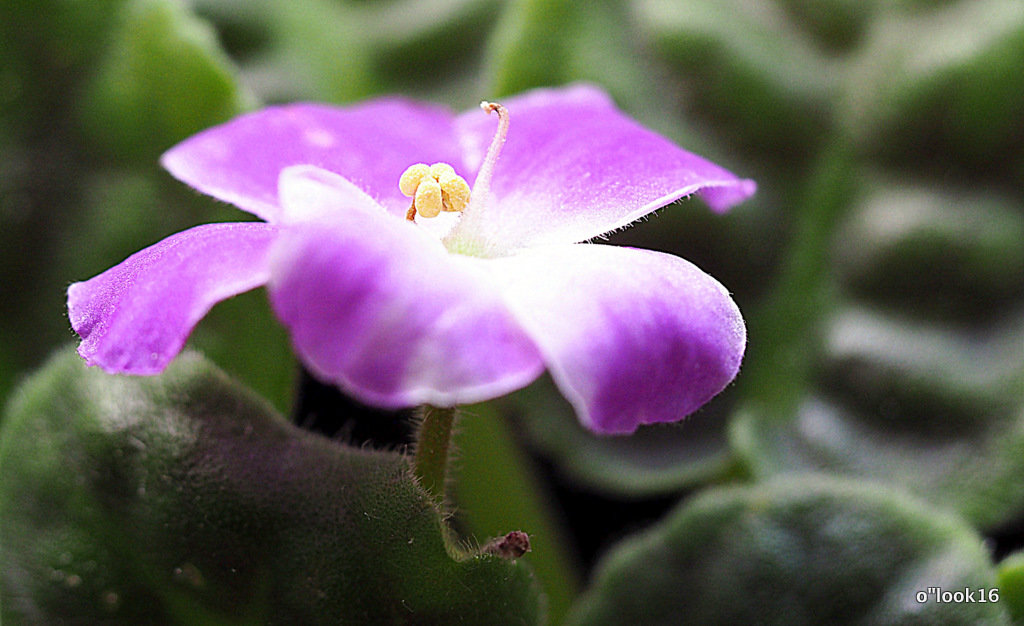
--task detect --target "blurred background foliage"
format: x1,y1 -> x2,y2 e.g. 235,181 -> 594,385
2,0 -> 1024,623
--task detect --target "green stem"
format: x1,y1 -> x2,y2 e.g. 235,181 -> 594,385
454,401 -> 582,623
412,405 -> 457,504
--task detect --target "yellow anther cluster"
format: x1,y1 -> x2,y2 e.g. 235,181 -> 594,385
399,162 -> 471,219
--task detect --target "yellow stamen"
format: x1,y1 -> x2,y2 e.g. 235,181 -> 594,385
399,163 -> 430,197
414,176 -> 443,218
428,163 -> 457,180
439,172 -> 471,212
399,161 -> 471,221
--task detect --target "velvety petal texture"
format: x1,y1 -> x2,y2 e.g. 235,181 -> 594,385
161,100 -> 464,222
69,84 -> 755,435
69,223 -> 277,374
267,172 -> 544,408
450,84 -> 756,252
276,164 -> 384,225
487,244 -> 746,434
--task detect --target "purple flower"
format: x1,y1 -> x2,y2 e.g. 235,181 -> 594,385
68,84 -> 754,435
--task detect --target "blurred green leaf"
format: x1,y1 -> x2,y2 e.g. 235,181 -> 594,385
0,347 -> 541,625
842,0 -> 1024,168
191,0 -> 500,106
775,0 -> 879,51
997,552 -> 1024,624
484,0 -> 577,95
569,475 -> 1010,625
0,0 -> 125,130
636,0 -> 837,157
502,375 -> 738,497
368,0 -> 502,97
236,0 -> 376,103
734,167 -> 1024,531
80,0 -> 254,160
833,180 -> 1024,322
484,0 -> 692,143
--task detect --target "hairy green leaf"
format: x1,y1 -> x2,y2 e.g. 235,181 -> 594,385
0,348 -> 541,625
570,476 -> 1009,625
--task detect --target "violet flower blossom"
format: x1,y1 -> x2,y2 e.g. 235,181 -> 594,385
68,84 -> 754,435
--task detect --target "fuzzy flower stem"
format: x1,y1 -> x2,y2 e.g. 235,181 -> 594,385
412,405 -> 458,505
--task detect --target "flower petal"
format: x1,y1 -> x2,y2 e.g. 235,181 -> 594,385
266,185 -> 545,408
277,164 -> 386,224
454,84 -> 756,249
69,222 -> 278,374
161,100 -> 463,223
487,244 -> 746,434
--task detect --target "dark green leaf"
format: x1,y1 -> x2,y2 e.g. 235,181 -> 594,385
0,348 -> 541,625
569,476 -> 1009,625
0,0 -> 126,130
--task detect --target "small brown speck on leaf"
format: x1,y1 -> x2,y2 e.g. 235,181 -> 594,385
482,531 -> 531,559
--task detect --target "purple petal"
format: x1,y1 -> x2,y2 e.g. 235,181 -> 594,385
487,243 -> 746,434
161,100 -> 464,223
69,222 -> 278,374
454,84 -> 756,249
266,188 -> 544,408
277,165 -> 387,224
